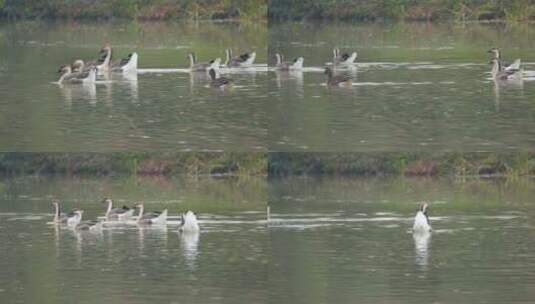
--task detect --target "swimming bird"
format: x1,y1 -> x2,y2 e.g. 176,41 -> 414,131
413,202 -> 431,232
95,45 -> 113,72
324,67 -> 352,86
490,58 -> 522,81
333,48 -> 357,65
225,48 -> 256,67
178,211 -> 200,232
57,65 -> 97,84
102,198 -> 135,221
52,200 -> 68,223
135,203 -> 167,225
488,48 -> 521,73
112,52 -> 138,73
274,53 -> 304,70
188,53 -> 221,72
208,68 -> 233,88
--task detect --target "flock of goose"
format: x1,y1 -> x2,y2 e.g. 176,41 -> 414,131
57,44 -> 257,88
57,44 -> 521,89
51,198 -> 200,233
274,47 -> 524,86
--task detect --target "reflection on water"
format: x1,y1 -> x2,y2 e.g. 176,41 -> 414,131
179,231 -> 200,269
413,230 -> 431,269
0,21 -> 267,152
269,176 -> 535,303
269,22 -> 535,151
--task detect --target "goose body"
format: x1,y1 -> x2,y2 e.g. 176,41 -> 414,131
188,53 -> 221,72
136,204 -> 167,225
103,198 -> 135,221
225,49 -> 256,67
324,67 -> 352,86
178,211 -> 200,232
58,65 -> 97,84
112,52 -> 138,73
275,53 -> 304,70
488,48 -> 522,72
333,48 -> 357,65
413,202 -> 431,232
490,58 -> 522,81
208,68 -> 233,88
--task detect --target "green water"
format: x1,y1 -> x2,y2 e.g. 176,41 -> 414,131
268,176 -> 535,303
0,21 -> 267,152
0,176 -> 267,304
268,22 -> 535,151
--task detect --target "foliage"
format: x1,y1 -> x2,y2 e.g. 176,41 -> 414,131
0,152 -> 267,177
268,152 -> 535,177
0,0 -> 267,20
268,0 -> 535,21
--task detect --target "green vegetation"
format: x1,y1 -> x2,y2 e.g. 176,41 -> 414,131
0,0 -> 266,20
268,0 -> 535,22
268,152 -> 535,177
0,152 -> 267,176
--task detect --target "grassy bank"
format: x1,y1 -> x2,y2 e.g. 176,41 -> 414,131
0,0 -> 266,21
0,152 -> 267,177
268,152 -> 535,178
268,0 -> 535,22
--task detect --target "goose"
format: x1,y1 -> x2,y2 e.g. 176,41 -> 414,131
274,53 -> 304,70
324,67 -> 352,86
333,48 -> 357,65
178,211 -> 200,232
490,58 -> 522,81
57,65 -> 97,84
67,210 -> 102,231
188,53 -> 221,72
95,45 -> 112,72
102,198 -> 135,221
225,48 -> 256,67
208,68 -> 233,88
413,202 -> 431,232
52,200 -> 69,223
112,52 -> 138,73
135,203 -> 167,225
488,48 -> 521,72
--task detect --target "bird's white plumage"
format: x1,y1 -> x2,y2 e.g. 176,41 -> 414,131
413,210 -> 431,232
179,211 -> 200,232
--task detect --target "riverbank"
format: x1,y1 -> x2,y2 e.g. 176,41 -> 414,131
0,153 -> 267,177
268,152 -> 535,178
0,0 -> 266,21
268,0 -> 535,22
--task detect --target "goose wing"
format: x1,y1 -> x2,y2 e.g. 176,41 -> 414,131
505,59 -> 521,72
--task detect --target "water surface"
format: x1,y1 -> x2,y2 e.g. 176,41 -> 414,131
0,21 -> 267,152
0,175 -> 267,303
268,22 -> 535,151
268,176 -> 535,303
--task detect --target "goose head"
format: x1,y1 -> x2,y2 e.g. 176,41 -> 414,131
488,48 -> 500,59
419,202 -> 429,215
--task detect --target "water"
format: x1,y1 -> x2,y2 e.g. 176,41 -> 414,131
268,176 -> 535,303
0,176 -> 267,303
0,21 -> 267,152
268,22 -> 535,151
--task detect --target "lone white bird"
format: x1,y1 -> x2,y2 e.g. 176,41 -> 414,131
178,210 -> 200,232
413,202 -> 431,232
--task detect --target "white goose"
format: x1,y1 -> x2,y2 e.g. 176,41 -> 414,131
51,201 -> 82,225
274,53 -> 304,70
112,52 -> 138,73
333,48 -> 357,65
413,202 -> 431,232
57,65 -> 97,84
225,48 -> 256,67
188,53 -> 221,72
135,203 -> 167,225
178,211 -> 200,232
102,198 -> 135,221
